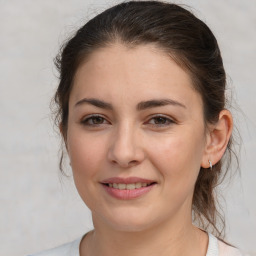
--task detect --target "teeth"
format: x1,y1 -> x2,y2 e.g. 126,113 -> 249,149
135,182 -> 142,189
118,184 -> 126,190
107,182 -> 152,190
126,184 -> 136,190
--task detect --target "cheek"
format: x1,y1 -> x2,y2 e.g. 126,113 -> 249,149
146,128 -> 205,187
69,140 -> 98,176
67,130 -> 107,194
67,131 -> 111,212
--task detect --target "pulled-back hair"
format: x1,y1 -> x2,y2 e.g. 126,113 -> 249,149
54,1 -> 236,238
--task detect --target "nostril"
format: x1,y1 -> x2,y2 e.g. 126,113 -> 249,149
107,142 -> 145,167
111,159 -> 138,168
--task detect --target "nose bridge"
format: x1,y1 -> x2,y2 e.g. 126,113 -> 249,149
108,120 -> 144,167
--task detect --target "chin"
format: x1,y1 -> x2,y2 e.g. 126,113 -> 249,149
93,207 -> 161,233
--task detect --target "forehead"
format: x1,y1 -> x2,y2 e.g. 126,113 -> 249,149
70,43 -> 202,110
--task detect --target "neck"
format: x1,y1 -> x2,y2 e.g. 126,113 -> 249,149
80,216 -> 208,256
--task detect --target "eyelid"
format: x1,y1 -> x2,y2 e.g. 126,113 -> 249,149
145,114 -> 176,126
80,113 -> 176,127
80,114 -> 110,126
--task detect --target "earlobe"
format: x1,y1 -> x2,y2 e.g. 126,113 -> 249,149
201,110 -> 233,169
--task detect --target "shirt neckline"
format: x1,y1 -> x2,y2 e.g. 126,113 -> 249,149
206,233 -> 219,256
74,232 -> 219,256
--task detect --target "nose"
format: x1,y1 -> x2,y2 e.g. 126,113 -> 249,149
107,123 -> 145,168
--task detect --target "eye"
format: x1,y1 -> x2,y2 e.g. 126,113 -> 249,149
147,115 -> 175,127
81,115 -> 110,126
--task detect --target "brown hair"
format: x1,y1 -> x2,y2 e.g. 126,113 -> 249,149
54,1 -> 236,238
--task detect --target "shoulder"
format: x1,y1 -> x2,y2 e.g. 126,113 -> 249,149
28,236 -> 82,256
207,233 -> 244,256
218,239 -> 244,256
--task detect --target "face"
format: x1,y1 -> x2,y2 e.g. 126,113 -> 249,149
66,44 -> 208,232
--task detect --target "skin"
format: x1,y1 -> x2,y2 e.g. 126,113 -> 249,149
65,43 -> 233,256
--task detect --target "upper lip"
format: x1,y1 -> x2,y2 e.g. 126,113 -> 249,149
101,177 -> 156,184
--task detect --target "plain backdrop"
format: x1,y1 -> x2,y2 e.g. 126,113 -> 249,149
0,0 -> 255,255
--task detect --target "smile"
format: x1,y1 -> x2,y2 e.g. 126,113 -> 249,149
105,182 -> 154,190
101,177 -> 156,200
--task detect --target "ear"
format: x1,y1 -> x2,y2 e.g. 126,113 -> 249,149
201,110 -> 233,169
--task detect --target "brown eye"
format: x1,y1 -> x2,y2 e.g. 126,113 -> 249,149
81,115 -> 109,126
147,115 -> 174,127
153,117 -> 168,124
90,116 -> 104,124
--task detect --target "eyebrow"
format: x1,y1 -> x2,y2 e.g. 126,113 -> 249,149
74,98 -> 186,110
137,99 -> 186,110
75,98 -> 113,110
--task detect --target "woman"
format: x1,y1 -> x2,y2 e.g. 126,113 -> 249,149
31,1 -> 242,255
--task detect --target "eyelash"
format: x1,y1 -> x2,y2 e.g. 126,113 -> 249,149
147,115 -> 175,127
81,115 -> 109,126
80,114 -> 175,128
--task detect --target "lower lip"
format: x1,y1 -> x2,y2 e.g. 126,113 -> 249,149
102,184 -> 155,200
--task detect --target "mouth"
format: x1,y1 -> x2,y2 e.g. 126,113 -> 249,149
101,177 -> 157,200
103,182 -> 156,190
100,177 -> 157,199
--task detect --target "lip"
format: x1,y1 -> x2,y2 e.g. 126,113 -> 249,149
101,177 -> 155,184
100,176 -> 156,200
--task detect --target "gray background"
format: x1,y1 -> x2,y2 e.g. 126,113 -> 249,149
0,0 -> 255,255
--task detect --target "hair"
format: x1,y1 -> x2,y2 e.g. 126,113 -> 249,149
54,1 -> 237,239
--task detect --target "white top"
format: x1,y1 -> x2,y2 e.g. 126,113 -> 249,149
29,233 -> 243,256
